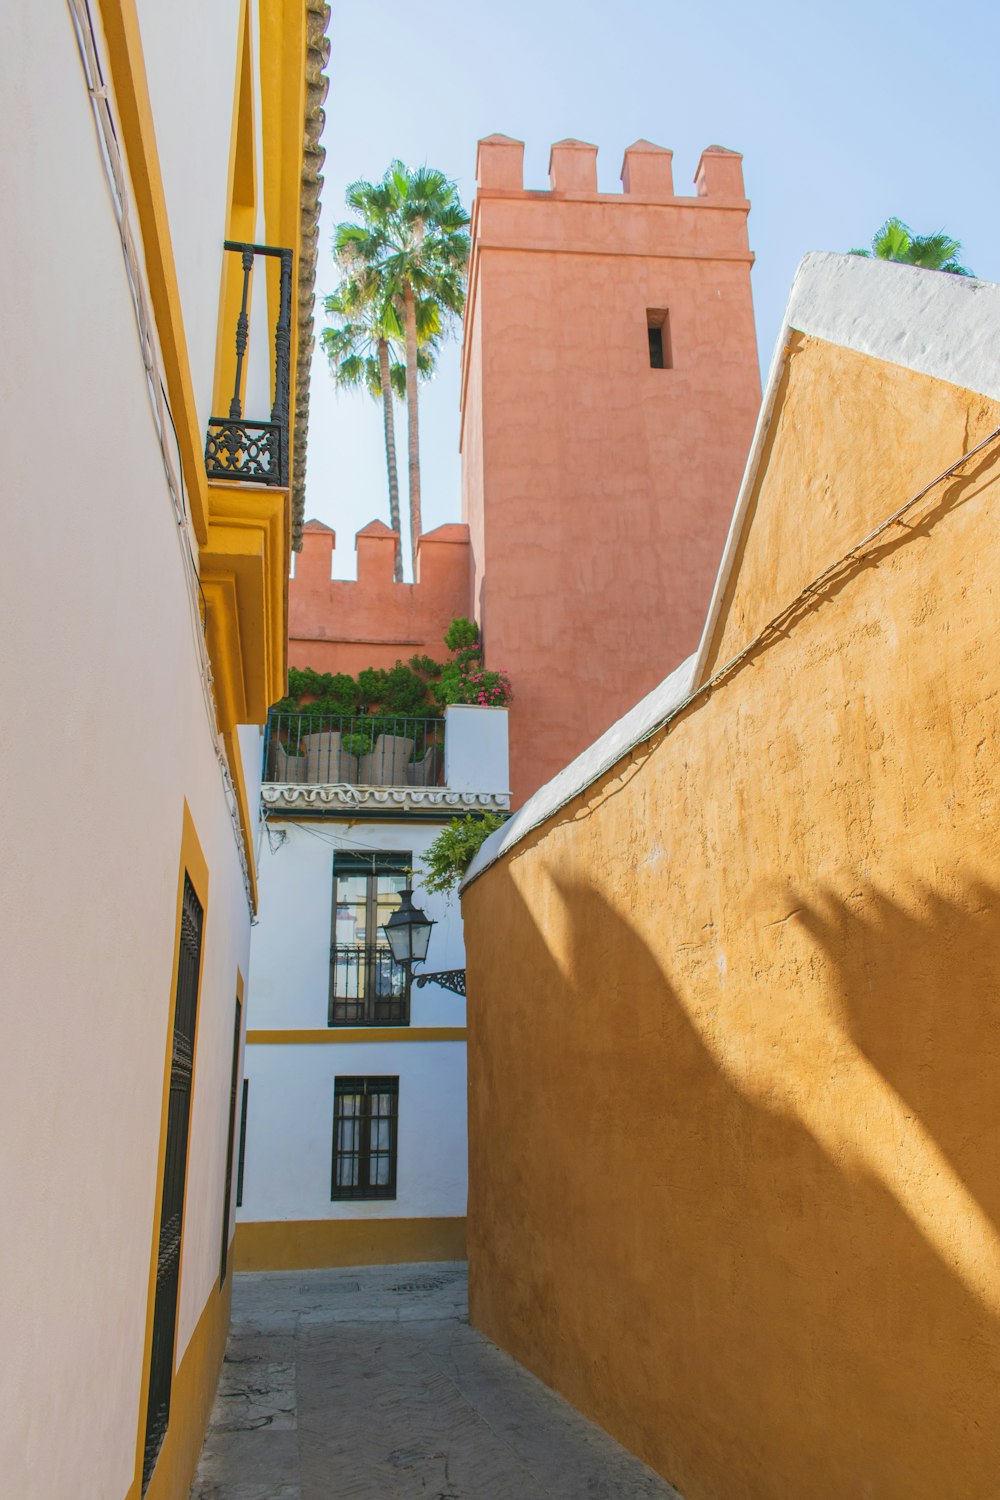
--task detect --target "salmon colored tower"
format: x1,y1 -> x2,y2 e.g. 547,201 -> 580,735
461,135 -> 761,805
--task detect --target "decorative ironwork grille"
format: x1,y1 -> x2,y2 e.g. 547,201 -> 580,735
330,944 -> 410,1026
142,876 -> 203,1493
332,1077 -> 399,1200
204,240 -> 292,487
330,855 -> 412,1025
263,712 -> 444,788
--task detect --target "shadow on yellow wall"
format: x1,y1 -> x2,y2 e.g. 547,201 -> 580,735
468,872 -> 1000,1500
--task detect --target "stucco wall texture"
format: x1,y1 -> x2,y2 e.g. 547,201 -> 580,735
463,340 -> 1000,1499
461,138 -> 761,806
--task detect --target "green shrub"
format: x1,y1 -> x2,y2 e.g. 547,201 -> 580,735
420,812 -> 508,894
269,619 -> 509,720
444,617 -> 479,652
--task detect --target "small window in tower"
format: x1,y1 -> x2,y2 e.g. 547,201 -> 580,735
647,308 -> 672,369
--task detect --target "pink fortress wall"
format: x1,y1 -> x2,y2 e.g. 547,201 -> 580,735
461,136 -> 762,806
288,519 -> 472,677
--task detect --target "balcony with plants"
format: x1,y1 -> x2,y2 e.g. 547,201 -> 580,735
262,617 -> 511,797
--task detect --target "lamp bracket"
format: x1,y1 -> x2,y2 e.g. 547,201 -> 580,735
413,969 -> 467,996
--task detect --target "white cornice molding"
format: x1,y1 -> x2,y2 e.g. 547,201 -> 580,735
262,784 -> 510,815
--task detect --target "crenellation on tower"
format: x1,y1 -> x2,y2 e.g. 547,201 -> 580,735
547,138 -> 599,193
474,135 -> 748,204
620,139 -> 674,197
475,133 -> 524,191
355,518 -> 397,585
694,144 -> 747,199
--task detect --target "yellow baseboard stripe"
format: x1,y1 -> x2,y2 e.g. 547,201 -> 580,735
234,1216 -> 467,1271
127,1274 -> 232,1500
246,1027 -> 467,1045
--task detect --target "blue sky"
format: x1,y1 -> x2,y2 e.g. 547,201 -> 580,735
304,0 -> 1000,578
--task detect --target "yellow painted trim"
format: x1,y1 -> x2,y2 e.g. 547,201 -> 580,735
126,1274 -> 232,1500
258,0 -> 307,513
131,804 -> 210,1497
246,1027 -> 468,1045
98,0 -> 291,720
95,0 -> 210,548
234,1216 -> 467,1272
222,730 -> 259,912
212,0 -> 258,416
201,482 -> 288,728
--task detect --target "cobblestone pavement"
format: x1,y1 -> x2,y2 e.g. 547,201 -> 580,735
191,1262 -> 681,1499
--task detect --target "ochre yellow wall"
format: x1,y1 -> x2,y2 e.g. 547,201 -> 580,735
703,334 -> 1000,673
234,1216 -> 467,1271
463,345 -> 1000,1500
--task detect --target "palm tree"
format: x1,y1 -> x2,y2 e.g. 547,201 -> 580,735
850,218 -> 974,276
321,274 -> 437,581
334,162 -> 470,572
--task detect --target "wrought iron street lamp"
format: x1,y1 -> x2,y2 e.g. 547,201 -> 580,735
381,889 -> 467,996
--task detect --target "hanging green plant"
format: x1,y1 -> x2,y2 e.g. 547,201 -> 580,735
420,812 -> 508,894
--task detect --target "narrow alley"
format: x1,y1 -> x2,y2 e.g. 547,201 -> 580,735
191,1263 -> 680,1499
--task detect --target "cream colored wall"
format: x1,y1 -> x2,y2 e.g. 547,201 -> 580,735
463,341 -> 1000,1498
0,11 -> 253,1498
134,0 -> 244,429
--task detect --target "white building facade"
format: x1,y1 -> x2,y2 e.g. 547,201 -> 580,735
236,705 -> 509,1268
0,4 -> 326,1497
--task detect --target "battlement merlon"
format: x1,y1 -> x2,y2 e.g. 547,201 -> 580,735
549,139 -> 598,193
476,134 -> 524,191
620,140 -> 674,197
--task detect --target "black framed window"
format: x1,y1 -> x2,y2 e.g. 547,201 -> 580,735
332,1076 -> 399,1200
330,854 -> 411,1026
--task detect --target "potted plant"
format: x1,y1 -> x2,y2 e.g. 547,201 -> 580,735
302,721 -> 360,784
359,718 -> 415,786
269,737 -> 308,783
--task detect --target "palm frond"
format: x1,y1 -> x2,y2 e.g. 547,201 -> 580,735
872,217 -> 912,261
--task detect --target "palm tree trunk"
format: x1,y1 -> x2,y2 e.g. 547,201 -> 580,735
402,282 -> 421,575
377,337 -> 403,581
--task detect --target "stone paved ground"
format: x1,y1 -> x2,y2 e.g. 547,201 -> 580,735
191,1262 -> 681,1499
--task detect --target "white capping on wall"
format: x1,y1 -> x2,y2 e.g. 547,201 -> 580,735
692,253 -> 1000,688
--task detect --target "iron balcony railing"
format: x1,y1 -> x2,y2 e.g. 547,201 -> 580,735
263,712 -> 445,788
204,241 -> 292,487
330,944 -> 410,1027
